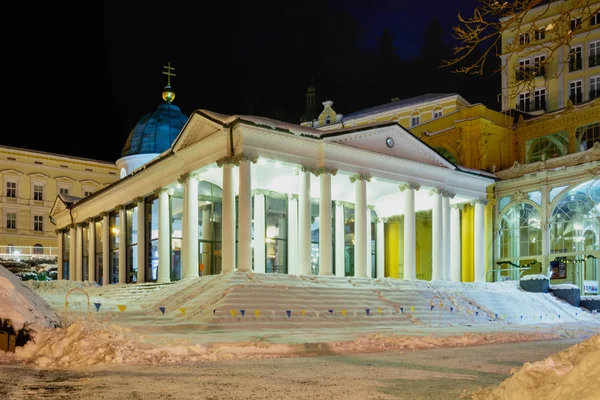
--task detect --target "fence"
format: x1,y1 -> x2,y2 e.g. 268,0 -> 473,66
0,245 -> 58,258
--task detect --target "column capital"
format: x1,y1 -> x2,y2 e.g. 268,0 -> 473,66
287,193 -> 298,200
216,153 -> 258,167
441,190 -> 455,199
375,217 -> 385,223
115,204 -> 126,212
428,188 -> 443,196
178,172 -> 200,184
349,173 -> 372,183
367,205 -> 376,211
386,215 -> 401,222
153,187 -> 171,197
55,229 -> 63,235
451,203 -> 466,210
314,167 -> 338,177
99,211 -> 109,218
252,188 -> 271,196
85,218 -> 95,224
470,198 -> 489,206
298,165 -> 318,175
399,183 -> 421,192
67,223 -> 75,230
133,196 -> 145,205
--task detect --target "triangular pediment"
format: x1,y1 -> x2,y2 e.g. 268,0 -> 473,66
50,196 -> 68,218
55,176 -> 75,183
1,169 -> 23,176
172,112 -> 223,153
80,179 -> 99,186
323,123 -> 456,169
29,173 -> 50,180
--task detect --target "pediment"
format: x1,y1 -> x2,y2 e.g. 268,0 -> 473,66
81,179 -> 99,186
172,113 -> 223,153
1,169 -> 23,176
29,173 -> 50,180
55,176 -> 75,183
325,124 -> 456,169
49,196 -> 68,218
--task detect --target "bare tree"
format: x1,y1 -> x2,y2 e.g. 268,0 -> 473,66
443,0 -> 599,95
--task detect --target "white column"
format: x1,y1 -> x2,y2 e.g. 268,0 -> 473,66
335,201 -> 345,277
157,189 -> 171,283
376,217 -> 385,278
69,226 -> 76,281
201,206 -> 212,275
401,184 -> 419,280
353,175 -> 369,278
57,230 -> 63,280
75,224 -> 83,281
221,163 -> 235,273
118,206 -> 127,284
88,219 -> 96,283
319,171 -> 334,276
183,173 -> 199,279
253,190 -> 266,273
442,193 -> 452,280
366,206 -> 373,277
474,199 -> 486,283
237,159 -> 253,273
102,213 -> 110,285
450,204 -> 462,282
136,199 -> 146,283
287,194 -> 298,275
298,168 -> 311,275
431,189 -> 443,281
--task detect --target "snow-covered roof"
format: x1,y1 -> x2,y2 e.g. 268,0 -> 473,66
197,109 -> 324,138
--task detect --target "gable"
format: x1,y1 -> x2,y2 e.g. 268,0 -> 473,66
172,113 -> 223,153
325,124 -> 456,169
29,173 -> 50,180
49,197 -> 68,218
1,169 -> 23,176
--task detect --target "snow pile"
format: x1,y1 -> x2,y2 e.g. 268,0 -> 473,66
550,284 -> 580,290
0,264 -> 59,329
521,274 -> 549,281
469,334 -> 600,400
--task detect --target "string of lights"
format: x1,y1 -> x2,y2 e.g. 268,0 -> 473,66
495,260 -> 539,269
552,255 -> 598,264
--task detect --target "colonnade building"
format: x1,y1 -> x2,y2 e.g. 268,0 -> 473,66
50,90 -> 495,285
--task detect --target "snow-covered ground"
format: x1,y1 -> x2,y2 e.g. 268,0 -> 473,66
2,264 -> 600,398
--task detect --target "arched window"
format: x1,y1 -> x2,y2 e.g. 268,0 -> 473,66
526,132 -> 568,163
325,115 -> 331,125
33,244 -> 44,255
576,122 -> 600,152
499,202 -> 542,259
7,244 -> 14,254
434,147 -> 458,164
410,111 -> 420,127
550,179 -> 600,255
432,106 -> 443,119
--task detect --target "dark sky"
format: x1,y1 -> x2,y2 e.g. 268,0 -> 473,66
5,0 -> 493,163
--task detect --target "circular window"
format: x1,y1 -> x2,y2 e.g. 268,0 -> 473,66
386,137 -> 394,148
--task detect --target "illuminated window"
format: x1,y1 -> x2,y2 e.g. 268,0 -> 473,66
499,203 -> 542,259
525,131 -> 568,162
577,122 -> 600,151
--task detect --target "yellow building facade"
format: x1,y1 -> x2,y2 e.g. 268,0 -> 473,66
0,146 -> 118,257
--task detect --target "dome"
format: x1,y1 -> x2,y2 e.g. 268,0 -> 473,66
121,102 -> 188,158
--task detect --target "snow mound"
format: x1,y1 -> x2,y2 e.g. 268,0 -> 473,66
521,274 -> 549,281
469,334 -> 600,400
0,264 -> 60,329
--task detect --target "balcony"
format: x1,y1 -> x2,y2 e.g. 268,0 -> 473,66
570,92 -> 583,104
591,54 -> 600,68
515,66 -> 546,81
532,99 -> 547,112
569,56 -> 583,72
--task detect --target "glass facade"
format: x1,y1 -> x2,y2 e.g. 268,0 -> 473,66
500,203 -> 542,259
109,211 -> 119,284
170,194 -> 183,281
95,219 -> 103,285
343,205 -> 354,277
126,205 -> 138,283
82,224 -> 89,282
310,201 -> 320,275
62,230 -> 70,279
198,181 -> 223,276
146,196 -> 159,282
265,195 -> 287,273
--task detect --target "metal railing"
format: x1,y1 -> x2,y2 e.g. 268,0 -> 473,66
0,246 -> 58,257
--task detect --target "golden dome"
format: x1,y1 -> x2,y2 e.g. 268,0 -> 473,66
162,85 -> 176,103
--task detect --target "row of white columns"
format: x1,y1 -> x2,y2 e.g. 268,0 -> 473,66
56,155 -> 487,284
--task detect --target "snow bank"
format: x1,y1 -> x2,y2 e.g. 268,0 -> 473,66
550,284 -> 580,290
0,264 -> 60,329
521,274 -> 549,281
469,334 -> 600,400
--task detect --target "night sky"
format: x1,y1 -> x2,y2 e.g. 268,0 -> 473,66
6,0 -> 496,163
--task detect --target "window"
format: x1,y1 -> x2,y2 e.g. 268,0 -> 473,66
590,41 -> 599,68
499,203 -> 542,259
410,112 -> 420,127
570,80 -> 583,104
5,181 -> 16,198
533,88 -> 546,111
33,215 -> 43,232
6,212 -> 16,229
533,55 -> 546,77
325,115 -> 331,125
518,92 -> 530,112
591,12 -> 599,26
534,28 -> 545,41
518,32 -> 530,45
432,107 -> 443,119
33,184 -> 43,201
525,131 -> 568,162
577,122 -> 600,151
59,187 -> 69,195
265,195 -> 288,274
84,191 -> 93,197
589,75 -> 600,102
569,46 -> 583,72
570,17 -> 582,31
33,244 -> 43,255
517,59 -> 530,80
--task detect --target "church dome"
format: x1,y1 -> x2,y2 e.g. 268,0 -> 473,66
120,98 -> 188,158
